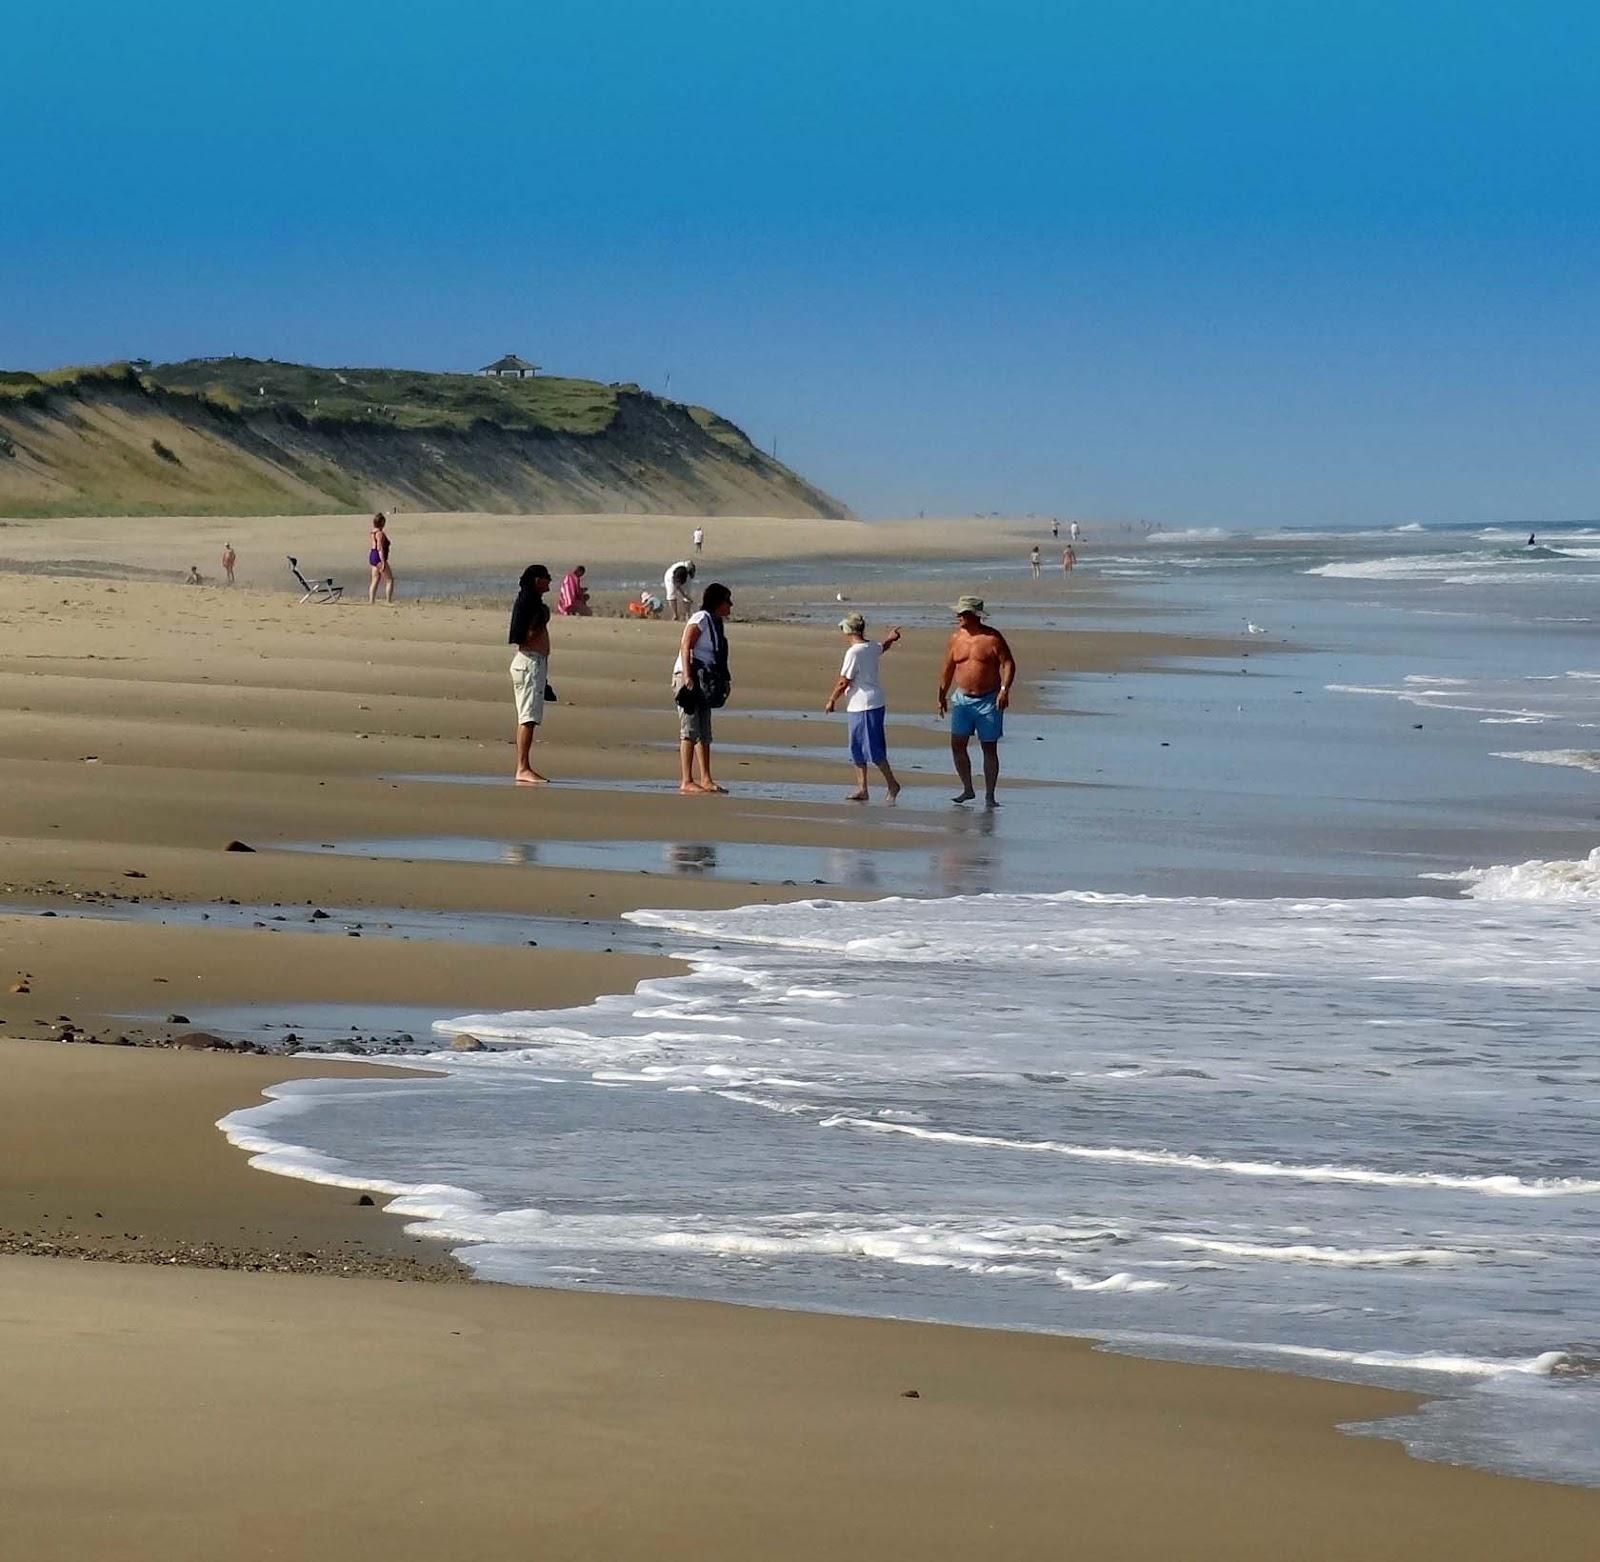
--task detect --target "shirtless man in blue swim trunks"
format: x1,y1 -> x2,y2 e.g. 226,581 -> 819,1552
937,594 -> 1018,807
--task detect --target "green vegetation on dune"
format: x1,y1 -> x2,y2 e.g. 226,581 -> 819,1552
687,404 -> 759,453
145,357 -> 624,435
0,354 -> 847,519
1,364 -> 139,407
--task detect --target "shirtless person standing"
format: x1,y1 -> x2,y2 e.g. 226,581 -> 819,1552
937,595 -> 1017,807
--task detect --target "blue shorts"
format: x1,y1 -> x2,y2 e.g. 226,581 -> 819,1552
948,689 -> 1003,743
847,706 -> 887,765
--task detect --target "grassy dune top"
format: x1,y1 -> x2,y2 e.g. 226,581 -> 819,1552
145,357 -> 628,435
1,358 -> 736,442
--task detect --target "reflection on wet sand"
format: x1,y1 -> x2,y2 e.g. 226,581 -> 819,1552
936,809 -> 1001,895
665,842 -> 718,874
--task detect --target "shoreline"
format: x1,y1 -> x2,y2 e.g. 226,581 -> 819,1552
5,513 -> 1598,1555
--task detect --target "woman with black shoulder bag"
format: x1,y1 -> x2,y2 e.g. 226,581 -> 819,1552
672,581 -> 733,794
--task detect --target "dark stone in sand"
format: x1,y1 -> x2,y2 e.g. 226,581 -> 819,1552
357,1194 -> 376,1207
37,910 -> 56,918
224,840 -> 256,852
310,908 -> 330,920
451,1033 -> 486,1051
165,1013 -> 190,1024
123,869 -> 146,879
9,982 -> 31,994
170,1031 -> 235,1051
901,1389 -> 921,1398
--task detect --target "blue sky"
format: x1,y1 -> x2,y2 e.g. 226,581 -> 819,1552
5,1 -> 1599,524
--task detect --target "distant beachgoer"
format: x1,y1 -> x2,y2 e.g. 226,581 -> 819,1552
1528,532 -> 1538,547
508,563 -> 553,785
184,565 -> 203,586
692,526 -> 705,554
938,595 -> 1017,808
221,543 -> 236,586
672,581 -> 733,794
664,559 -> 697,621
557,565 -> 592,616
1051,518 -> 1059,540
368,513 -> 395,604
1029,546 -> 1042,581
825,613 -> 902,803
1069,521 -> 1081,543
1061,545 -> 1076,575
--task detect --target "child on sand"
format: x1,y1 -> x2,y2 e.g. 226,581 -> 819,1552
824,613 -> 902,802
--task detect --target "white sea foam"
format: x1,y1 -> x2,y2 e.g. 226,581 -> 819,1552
1492,749 -> 1600,775
1326,668 -> 1600,727
218,881 -> 1600,1487
1307,554 -> 1478,580
1056,1269 -> 1167,1293
1425,847 -> 1600,903
1306,551 -> 1583,582
1237,1343 -> 1567,1380
819,1114 -> 1600,1196
1157,1236 -> 1471,1267
1143,526 -> 1230,543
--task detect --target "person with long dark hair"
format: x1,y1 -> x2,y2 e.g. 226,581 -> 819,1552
508,563 -> 553,784
672,581 -> 733,794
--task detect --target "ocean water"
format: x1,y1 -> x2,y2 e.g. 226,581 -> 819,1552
219,521 -> 1600,1486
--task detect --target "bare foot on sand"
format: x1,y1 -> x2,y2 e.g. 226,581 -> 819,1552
697,782 -> 729,794
846,789 -> 869,802
514,770 -> 549,786
951,788 -> 977,804
678,784 -> 704,795
886,783 -> 901,802
985,795 -> 1000,809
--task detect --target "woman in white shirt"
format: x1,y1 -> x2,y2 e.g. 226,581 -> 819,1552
673,581 -> 733,794
824,612 -> 902,801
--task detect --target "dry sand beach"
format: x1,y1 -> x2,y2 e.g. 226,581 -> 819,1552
4,511 -> 1598,1559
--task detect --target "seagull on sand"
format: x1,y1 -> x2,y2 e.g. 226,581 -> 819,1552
1245,621 -> 1267,635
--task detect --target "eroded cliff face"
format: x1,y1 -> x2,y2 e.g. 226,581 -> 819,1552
0,375 -> 847,519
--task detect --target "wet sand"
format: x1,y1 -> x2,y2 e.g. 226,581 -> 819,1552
3,513 -> 1597,1558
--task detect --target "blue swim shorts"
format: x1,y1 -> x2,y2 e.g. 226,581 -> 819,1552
847,705 -> 888,765
948,689 -> 1003,743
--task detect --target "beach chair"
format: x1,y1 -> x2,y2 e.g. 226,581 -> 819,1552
288,556 -> 343,604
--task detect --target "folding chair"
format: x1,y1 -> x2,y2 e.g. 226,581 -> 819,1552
287,556 -> 344,603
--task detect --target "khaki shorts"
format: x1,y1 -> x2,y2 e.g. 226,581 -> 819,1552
511,650 -> 548,726
674,675 -> 712,744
